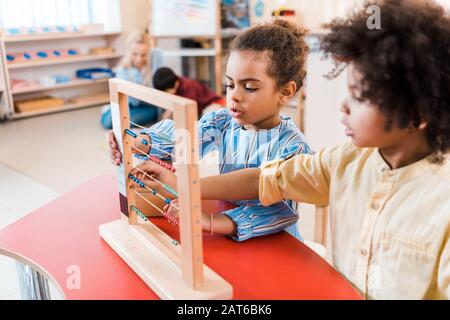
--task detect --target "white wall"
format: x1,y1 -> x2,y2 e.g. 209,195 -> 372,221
249,0 -> 363,30
304,53 -> 348,151
297,50 -> 349,248
120,0 -> 150,33
120,0 -> 182,75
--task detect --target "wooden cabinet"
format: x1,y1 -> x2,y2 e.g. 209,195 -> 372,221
148,0 -> 223,95
0,40 -> 10,119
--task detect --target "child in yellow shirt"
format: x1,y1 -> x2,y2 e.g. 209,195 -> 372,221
133,0 -> 450,299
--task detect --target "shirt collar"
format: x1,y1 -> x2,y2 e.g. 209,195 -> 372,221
237,116 -> 290,133
374,149 -> 435,182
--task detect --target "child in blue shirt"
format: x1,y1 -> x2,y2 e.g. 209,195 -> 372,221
113,20 -> 311,241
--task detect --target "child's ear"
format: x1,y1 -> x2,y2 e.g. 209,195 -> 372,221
418,121 -> 427,130
407,119 -> 428,132
278,81 -> 297,105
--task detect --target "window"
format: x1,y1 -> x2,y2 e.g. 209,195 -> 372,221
0,0 -> 121,32
436,0 -> 450,9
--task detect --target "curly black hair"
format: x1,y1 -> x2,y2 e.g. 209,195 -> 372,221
153,67 -> 178,91
228,19 -> 308,92
321,0 -> 450,161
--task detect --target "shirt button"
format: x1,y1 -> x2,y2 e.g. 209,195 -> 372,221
361,249 -> 368,256
371,203 -> 380,210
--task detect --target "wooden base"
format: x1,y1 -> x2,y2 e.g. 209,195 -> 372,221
99,219 -> 233,300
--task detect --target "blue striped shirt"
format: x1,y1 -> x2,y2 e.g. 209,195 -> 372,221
141,108 -> 311,242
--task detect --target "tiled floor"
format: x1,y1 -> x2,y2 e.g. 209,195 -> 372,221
0,105 -> 322,300
0,164 -> 59,229
0,106 -> 115,193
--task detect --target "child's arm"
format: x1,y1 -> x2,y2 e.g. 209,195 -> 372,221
133,144 -> 337,206
133,162 -> 298,241
160,199 -> 237,236
166,200 -> 298,241
220,202 -> 298,241
201,168 -> 261,200
131,160 -> 259,201
133,143 -> 341,210
202,144 -> 338,206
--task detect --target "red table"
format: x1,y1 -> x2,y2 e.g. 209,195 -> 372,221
0,175 -> 362,300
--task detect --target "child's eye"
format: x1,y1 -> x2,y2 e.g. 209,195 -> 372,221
350,96 -> 364,103
245,87 -> 257,92
225,84 -> 234,90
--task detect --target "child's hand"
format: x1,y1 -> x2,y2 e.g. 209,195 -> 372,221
162,110 -> 173,120
107,130 -> 122,166
106,130 -> 151,166
165,199 -> 211,231
164,199 -> 180,225
130,160 -> 177,199
134,133 -> 151,156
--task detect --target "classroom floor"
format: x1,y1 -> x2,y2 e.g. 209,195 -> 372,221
0,105 -> 321,300
0,106 -> 115,299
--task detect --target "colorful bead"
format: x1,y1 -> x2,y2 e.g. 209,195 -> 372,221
148,155 -> 176,173
162,185 -> 178,198
125,129 -> 137,139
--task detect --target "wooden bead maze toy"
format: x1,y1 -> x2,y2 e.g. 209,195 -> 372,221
99,78 -> 233,300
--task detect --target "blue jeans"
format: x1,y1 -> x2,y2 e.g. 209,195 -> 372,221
100,101 -> 161,130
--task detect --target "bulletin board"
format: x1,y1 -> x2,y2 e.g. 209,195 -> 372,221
151,0 -> 218,37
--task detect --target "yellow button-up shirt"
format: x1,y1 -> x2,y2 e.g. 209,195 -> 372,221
259,142 -> 450,299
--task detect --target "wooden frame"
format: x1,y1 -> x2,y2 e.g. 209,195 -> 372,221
99,78 -> 232,300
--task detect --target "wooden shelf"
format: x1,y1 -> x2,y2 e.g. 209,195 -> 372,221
12,95 -> 109,119
7,53 -> 123,69
12,78 -> 110,95
150,34 -> 217,40
0,26 -> 122,119
3,32 -> 121,43
161,48 -> 216,57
